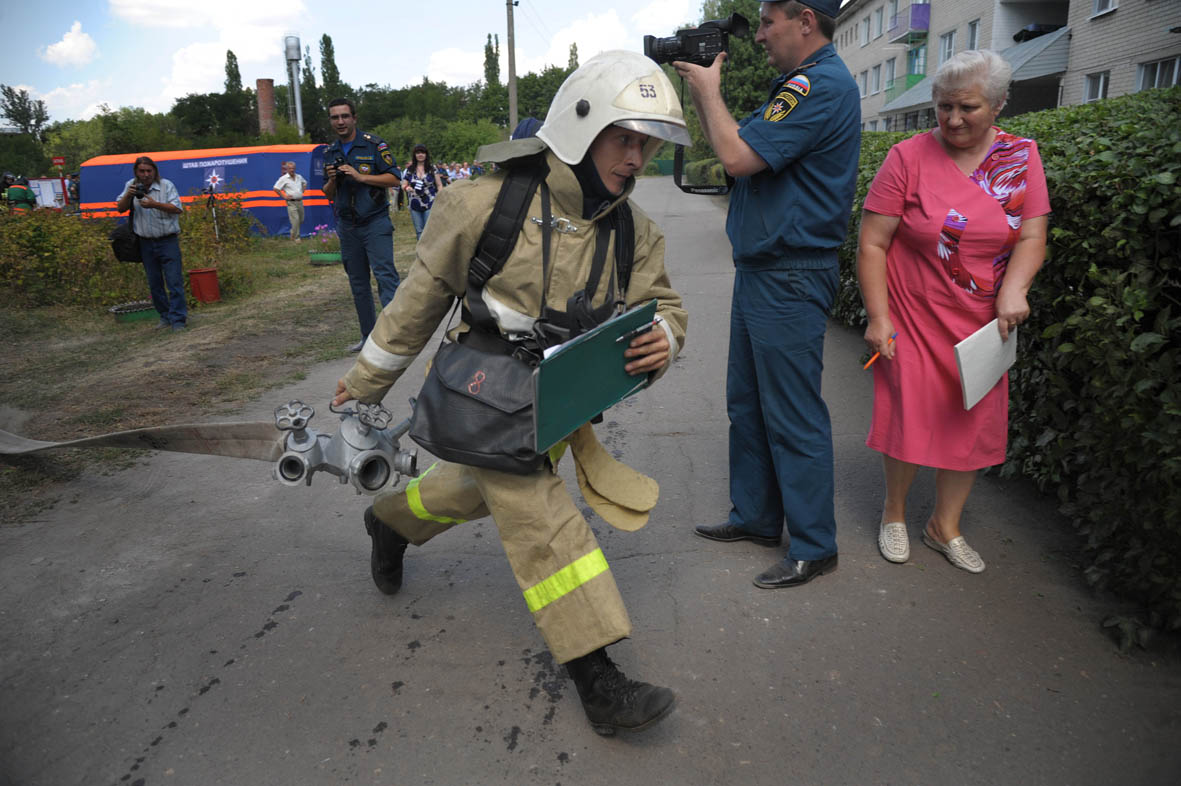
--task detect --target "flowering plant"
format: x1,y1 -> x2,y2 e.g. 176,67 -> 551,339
311,224 -> 340,253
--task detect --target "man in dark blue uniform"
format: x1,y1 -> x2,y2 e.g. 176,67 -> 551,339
675,0 -> 859,588
323,98 -> 402,352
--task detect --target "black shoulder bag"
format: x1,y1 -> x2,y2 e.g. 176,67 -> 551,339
109,191 -> 141,263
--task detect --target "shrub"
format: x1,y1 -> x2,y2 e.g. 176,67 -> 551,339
834,88 -> 1181,643
0,186 -> 263,308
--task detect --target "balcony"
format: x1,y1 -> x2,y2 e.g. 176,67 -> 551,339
884,73 -> 925,103
887,3 -> 930,45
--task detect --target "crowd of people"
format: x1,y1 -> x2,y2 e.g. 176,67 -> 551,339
39,0 -> 1053,738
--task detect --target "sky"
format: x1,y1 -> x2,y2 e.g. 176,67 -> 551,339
0,0 -> 704,125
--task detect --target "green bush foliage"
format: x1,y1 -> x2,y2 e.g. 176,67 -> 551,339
0,188 -> 262,308
833,88 -> 1181,640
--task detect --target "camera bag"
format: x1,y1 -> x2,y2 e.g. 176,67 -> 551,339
109,194 -> 142,263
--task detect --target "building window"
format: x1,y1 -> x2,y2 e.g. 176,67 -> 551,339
939,31 -> 956,65
872,64 -> 882,94
1138,56 -> 1180,91
1084,71 -> 1109,103
860,70 -> 869,97
885,57 -> 896,86
869,119 -> 879,131
862,17 -> 871,45
908,44 -> 927,75
883,116 -> 892,131
967,19 -> 980,50
874,8 -> 884,38
1092,0 -> 1117,15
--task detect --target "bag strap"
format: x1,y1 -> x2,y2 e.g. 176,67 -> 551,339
467,153 -> 548,292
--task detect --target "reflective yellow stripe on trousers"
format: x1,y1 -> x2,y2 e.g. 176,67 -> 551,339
522,549 -> 609,613
406,462 -> 466,525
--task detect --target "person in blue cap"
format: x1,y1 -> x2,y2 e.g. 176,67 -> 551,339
675,0 -> 860,588
323,98 -> 403,352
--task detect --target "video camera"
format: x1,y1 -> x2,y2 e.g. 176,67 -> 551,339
643,12 -> 749,66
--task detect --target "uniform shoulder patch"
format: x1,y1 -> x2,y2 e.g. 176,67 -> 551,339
376,141 -> 389,150
764,91 -> 799,122
786,74 -> 811,96
380,148 -> 394,166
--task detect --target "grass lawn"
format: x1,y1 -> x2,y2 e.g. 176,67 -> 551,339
0,208 -> 419,523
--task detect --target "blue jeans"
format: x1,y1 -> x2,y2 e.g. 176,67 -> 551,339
139,234 -> 187,326
410,208 -> 430,240
338,213 -> 400,339
726,266 -> 839,560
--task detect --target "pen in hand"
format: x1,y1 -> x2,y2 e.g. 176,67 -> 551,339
863,332 -> 898,370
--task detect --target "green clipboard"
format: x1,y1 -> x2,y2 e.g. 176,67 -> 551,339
533,299 -> 659,453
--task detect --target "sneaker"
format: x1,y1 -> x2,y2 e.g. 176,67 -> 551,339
171,324 -> 186,332
922,530 -> 985,573
348,339 -> 365,352
154,318 -> 170,329
878,521 -> 910,563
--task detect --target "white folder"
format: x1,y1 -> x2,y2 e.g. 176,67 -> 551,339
953,319 -> 1017,410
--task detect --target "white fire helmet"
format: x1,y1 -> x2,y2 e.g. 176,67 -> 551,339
537,50 -> 691,166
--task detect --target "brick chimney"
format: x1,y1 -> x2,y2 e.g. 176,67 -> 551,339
256,78 -> 276,135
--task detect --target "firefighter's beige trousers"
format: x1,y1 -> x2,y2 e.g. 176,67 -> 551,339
372,460 -> 632,663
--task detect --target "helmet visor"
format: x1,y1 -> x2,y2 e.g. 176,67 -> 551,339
616,119 -> 691,148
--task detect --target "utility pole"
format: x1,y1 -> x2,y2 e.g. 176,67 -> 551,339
285,36 -> 305,137
506,0 -> 518,129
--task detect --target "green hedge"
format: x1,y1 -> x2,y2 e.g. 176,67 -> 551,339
0,191 -> 261,308
833,88 -> 1181,644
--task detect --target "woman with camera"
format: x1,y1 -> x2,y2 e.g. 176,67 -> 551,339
115,156 -> 187,331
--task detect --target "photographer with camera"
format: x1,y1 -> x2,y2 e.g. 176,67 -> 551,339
115,156 -> 187,331
675,1 -> 859,590
323,98 -> 402,352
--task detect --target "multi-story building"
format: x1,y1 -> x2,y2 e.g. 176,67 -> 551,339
834,0 -> 1181,131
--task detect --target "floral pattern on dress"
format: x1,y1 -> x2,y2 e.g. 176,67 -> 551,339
939,133 -> 1032,297
938,208 -> 976,293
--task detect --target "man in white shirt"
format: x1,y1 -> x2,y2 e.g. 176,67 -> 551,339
272,161 -> 308,242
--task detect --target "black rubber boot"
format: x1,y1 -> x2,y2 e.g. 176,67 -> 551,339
363,507 -> 408,595
564,647 -> 675,736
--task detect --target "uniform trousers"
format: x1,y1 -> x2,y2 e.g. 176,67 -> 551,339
372,460 -> 632,663
338,213 -> 400,339
726,266 -> 838,561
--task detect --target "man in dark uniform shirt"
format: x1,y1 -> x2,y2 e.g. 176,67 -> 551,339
323,98 -> 402,352
675,0 -> 860,589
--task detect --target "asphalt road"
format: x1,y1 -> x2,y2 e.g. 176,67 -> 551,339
2,176 -> 1179,786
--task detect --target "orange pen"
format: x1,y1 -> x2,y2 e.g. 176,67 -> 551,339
863,332 -> 898,370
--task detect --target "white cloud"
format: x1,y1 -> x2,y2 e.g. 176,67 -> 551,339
39,81 -> 110,120
426,48 -> 487,87
109,0 -> 301,29
40,21 -> 99,67
521,10 -> 632,73
110,0 -> 310,109
630,0 -> 698,34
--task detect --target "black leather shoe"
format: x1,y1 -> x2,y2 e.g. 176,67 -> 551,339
694,523 -> 780,547
752,554 -> 838,589
364,507 -> 408,595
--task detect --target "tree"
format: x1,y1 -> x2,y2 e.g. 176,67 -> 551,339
224,50 -> 242,94
1,85 -> 50,137
301,45 -> 328,140
484,34 -> 500,87
568,43 -> 579,70
320,34 -> 345,100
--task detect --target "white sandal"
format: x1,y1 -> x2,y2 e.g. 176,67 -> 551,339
878,521 -> 910,563
922,530 -> 985,573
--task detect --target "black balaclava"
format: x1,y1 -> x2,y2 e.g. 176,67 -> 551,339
571,152 -> 626,220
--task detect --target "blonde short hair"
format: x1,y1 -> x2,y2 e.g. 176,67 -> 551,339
932,50 -> 1012,111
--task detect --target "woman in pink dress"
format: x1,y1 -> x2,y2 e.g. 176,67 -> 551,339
856,50 -> 1050,573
